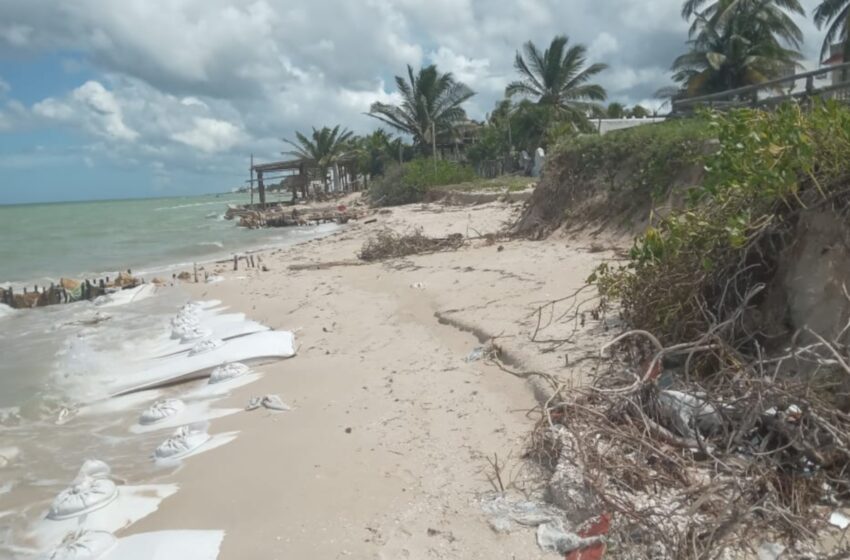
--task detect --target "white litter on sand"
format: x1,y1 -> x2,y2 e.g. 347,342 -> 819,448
246,394 -> 290,412
43,530 -> 117,560
757,541 -> 786,560
830,511 -> 850,529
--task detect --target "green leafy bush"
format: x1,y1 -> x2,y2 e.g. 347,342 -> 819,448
368,159 -> 476,206
593,101 -> 850,346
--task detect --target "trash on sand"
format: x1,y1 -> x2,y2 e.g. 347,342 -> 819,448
537,521 -> 604,555
830,511 -> 850,529
565,514 -> 610,560
481,493 -> 606,555
482,494 -> 565,533
246,394 -> 290,412
410,282 -> 425,289
657,390 -> 722,439
757,541 -> 786,560
465,347 -> 486,362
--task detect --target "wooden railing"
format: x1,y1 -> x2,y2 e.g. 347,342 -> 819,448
672,61 -> 850,113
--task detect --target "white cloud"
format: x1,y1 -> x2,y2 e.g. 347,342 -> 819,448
0,0 -> 832,179
172,117 -> 244,153
0,77 -> 10,94
34,80 -> 138,141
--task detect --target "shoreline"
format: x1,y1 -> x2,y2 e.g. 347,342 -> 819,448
1,194 -> 619,558
115,195 -> 617,558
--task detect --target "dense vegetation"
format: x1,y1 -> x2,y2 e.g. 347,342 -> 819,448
593,101 -> 850,347
367,159 -> 476,206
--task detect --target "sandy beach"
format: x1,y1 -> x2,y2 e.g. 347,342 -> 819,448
110,196 -> 615,559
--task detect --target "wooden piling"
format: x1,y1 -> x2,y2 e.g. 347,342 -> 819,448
194,263 -> 198,283
233,255 -> 238,271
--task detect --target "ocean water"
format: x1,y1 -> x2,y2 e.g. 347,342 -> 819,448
0,194 -> 335,557
0,192 -> 301,286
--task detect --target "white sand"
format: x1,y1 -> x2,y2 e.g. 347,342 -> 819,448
119,197 -> 619,558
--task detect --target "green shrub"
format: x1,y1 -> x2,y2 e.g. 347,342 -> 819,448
592,101 -> 850,348
367,159 -> 476,206
553,118 -> 712,198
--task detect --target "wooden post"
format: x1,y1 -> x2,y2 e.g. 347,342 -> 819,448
233,255 -> 238,271
257,170 -> 266,209
250,154 -> 254,207
249,255 -> 255,268
193,263 -> 198,283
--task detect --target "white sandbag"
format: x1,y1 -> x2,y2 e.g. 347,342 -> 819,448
208,363 -> 250,384
154,426 -> 210,460
139,399 -> 185,425
47,478 -> 118,520
43,530 -> 117,560
112,331 -> 296,396
32,484 -> 178,550
188,338 -> 224,356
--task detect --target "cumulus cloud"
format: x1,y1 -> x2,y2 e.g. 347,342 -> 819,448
0,0 -> 831,181
34,80 -> 139,141
172,117 -> 245,153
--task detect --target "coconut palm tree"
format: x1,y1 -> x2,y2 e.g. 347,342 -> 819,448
284,125 -> 354,193
814,0 -> 850,61
505,35 -> 608,124
672,0 -> 803,95
368,65 -> 475,157
682,0 -> 805,48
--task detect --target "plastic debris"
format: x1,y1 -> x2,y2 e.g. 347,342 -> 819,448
246,395 -> 290,412
46,530 -> 117,560
465,347 -> 486,363
154,426 -> 210,460
208,362 -> 251,385
757,541 -> 786,560
657,390 -> 722,439
139,399 -> 185,425
830,511 -> 850,529
537,521 -> 604,555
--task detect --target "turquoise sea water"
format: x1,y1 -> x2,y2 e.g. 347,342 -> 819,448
0,193 -> 300,285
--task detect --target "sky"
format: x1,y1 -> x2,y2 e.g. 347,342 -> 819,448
0,0 -> 830,204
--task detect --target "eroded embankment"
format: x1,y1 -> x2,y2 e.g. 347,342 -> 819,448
508,105 -> 850,558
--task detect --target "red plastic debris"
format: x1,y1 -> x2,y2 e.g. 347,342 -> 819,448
337,204 -> 347,212
565,513 -> 610,560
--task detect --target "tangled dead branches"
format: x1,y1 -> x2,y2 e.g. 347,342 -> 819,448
358,228 -> 465,261
527,307 -> 850,559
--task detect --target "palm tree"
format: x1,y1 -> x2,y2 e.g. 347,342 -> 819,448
284,125 -> 354,193
505,35 -> 608,124
682,0 -> 805,47
814,0 -> 850,62
368,65 -> 475,157
672,0 -> 803,95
